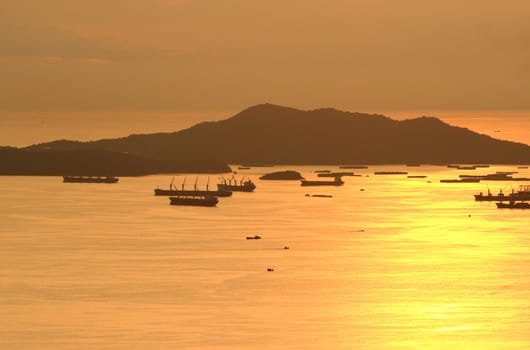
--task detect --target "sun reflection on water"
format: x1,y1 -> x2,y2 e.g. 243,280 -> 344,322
1,165 -> 529,349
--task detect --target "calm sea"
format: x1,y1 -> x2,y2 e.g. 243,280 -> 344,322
2,165 -> 530,349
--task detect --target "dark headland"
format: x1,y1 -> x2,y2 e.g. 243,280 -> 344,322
260,170 -> 304,180
2,104 -> 530,175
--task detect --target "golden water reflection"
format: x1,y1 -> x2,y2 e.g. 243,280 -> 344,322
1,165 -> 529,349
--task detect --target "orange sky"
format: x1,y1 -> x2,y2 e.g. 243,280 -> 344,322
1,1 -> 529,146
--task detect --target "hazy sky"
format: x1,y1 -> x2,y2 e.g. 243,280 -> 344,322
1,0 -> 530,145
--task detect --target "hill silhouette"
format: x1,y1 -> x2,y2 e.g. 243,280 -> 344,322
3,104 -> 530,175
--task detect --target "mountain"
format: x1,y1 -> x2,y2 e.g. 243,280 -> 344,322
3,104 -> 530,175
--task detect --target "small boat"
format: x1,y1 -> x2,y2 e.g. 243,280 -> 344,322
496,201 -> 530,209
307,194 -> 333,198
169,195 -> 218,207
314,170 -> 331,173
301,176 -> 344,186
407,175 -> 427,178
63,176 -> 118,183
457,165 -> 477,170
246,235 -> 261,240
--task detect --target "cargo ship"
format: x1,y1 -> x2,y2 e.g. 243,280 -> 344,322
217,176 -> 256,192
169,195 -> 219,207
63,176 -> 118,183
496,201 -> 530,209
474,186 -> 530,201
154,177 -> 231,197
301,176 -> 344,186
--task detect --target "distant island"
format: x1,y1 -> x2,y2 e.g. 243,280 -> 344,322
2,104 -> 530,176
259,170 -> 304,180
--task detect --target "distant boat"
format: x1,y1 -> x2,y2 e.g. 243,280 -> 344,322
340,165 -> 368,169
218,175 -> 256,192
63,176 -> 118,183
238,166 -> 251,170
246,235 -> 261,240
496,201 -> 530,209
317,171 -> 356,177
169,195 -> 218,207
155,188 -> 232,197
314,170 -> 331,173
457,165 -> 477,170
374,171 -> 408,175
474,189 -> 508,201
408,175 -> 427,178
155,176 -> 232,197
440,178 -> 480,183
301,176 -> 344,186
518,166 -> 528,169
241,163 -> 274,167
460,173 -> 530,181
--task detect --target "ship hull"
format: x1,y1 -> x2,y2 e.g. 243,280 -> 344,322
63,176 -> 118,183
474,194 -> 530,201
217,184 -> 255,192
440,179 -> 480,183
496,202 -> 530,209
155,189 -> 232,197
301,180 -> 344,186
169,196 -> 218,207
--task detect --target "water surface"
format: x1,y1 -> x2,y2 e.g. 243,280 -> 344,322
1,165 -> 530,349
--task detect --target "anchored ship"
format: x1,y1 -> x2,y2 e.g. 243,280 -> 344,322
155,177 -> 232,197
217,176 -> 256,192
440,178 -> 480,183
63,176 -> 118,183
301,176 -> 344,186
169,195 -> 219,207
496,201 -> 530,209
474,185 -> 530,201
